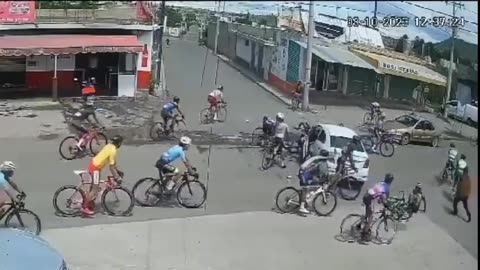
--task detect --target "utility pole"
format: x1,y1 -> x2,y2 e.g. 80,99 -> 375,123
374,0 -> 378,18
213,1 -> 222,85
302,1 -> 314,111
443,1 -> 464,118
156,0 -> 166,86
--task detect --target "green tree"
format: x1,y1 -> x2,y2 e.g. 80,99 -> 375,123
166,7 -> 183,27
185,12 -> 197,25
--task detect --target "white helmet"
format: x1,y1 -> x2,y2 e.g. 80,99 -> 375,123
380,112 -> 386,118
179,136 -> 192,145
276,112 -> 285,120
372,102 -> 380,107
458,160 -> 467,170
0,161 -> 16,172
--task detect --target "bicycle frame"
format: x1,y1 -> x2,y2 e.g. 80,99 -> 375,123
0,199 -> 25,221
79,127 -> 102,147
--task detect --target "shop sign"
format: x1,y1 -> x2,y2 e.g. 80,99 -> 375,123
382,62 -> 419,75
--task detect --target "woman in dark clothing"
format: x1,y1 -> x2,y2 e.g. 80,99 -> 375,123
452,167 -> 472,222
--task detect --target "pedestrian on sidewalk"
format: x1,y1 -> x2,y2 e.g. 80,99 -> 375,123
452,167 -> 472,223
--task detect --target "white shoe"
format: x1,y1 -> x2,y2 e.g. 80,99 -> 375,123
299,206 -> 310,214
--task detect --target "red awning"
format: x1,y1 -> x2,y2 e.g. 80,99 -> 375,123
0,35 -> 143,56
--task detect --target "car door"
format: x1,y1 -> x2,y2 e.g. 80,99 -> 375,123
423,121 -> 435,141
412,120 -> 425,141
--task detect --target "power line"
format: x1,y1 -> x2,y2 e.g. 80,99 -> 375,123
403,1 -> 478,26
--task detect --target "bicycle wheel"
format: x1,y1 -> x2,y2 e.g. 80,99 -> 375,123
199,108 -> 212,124
52,185 -> 86,217
360,135 -> 374,152
363,113 -> 373,124
217,106 -> 227,122
379,141 -> 395,157
338,214 -> 363,243
59,136 -> 80,160
177,180 -> 207,208
251,127 -> 264,146
149,122 -> 165,141
338,176 -> 362,201
375,216 -> 397,245
101,186 -> 135,216
132,177 -> 163,207
275,187 -> 301,213
312,190 -> 337,216
5,209 -> 42,235
261,147 -> 275,170
89,132 -> 108,155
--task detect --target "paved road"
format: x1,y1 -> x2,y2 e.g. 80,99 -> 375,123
0,38 -> 476,262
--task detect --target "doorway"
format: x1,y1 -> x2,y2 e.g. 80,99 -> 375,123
75,53 -> 120,96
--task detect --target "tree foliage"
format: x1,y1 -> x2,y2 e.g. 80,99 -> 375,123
394,34 -> 409,53
38,0 -> 99,9
166,7 -> 182,27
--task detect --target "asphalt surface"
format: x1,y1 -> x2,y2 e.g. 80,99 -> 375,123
0,38 -> 477,259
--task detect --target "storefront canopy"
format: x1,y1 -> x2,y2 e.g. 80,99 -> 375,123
353,50 -> 447,87
294,41 -> 380,73
0,35 -> 143,56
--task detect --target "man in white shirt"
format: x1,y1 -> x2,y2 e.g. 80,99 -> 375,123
273,112 -> 289,168
207,85 -> 225,120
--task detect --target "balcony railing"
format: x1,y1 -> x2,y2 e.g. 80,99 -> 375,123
37,7 -> 151,25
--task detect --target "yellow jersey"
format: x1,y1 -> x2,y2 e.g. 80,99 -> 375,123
92,144 -> 118,170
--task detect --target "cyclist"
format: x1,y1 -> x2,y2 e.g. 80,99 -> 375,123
207,86 -> 225,121
298,150 -> 330,214
82,135 -> 124,217
262,115 -> 275,137
453,154 -> 467,192
155,136 -> 195,191
292,81 -> 304,104
0,161 -> 25,216
161,96 -> 185,131
360,173 -> 394,242
273,112 -> 289,168
309,126 -> 328,157
445,143 -> 458,171
336,136 -> 360,174
70,99 -> 103,150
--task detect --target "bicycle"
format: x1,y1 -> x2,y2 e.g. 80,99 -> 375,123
149,114 -> 186,141
362,110 -> 381,125
275,181 -> 337,216
200,102 -> 227,124
52,170 -> 134,217
328,166 -> 364,201
0,193 -> 41,235
251,126 -> 274,147
59,126 -> 108,160
441,161 -> 455,186
360,128 -> 396,157
260,140 -> 284,170
338,205 -> 397,245
132,167 -> 206,208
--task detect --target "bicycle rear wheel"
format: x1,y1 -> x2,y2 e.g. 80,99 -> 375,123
101,186 -> 135,216
338,176 -> 362,201
59,136 -> 80,160
275,187 -> 301,213
5,209 -> 42,235
216,106 -> 227,122
261,147 -> 275,170
89,132 -> 108,155
363,113 -> 373,124
251,127 -> 264,146
132,177 -> 163,207
199,108 -> 212,124
312,190 -> 337,216
379,141 -> 395,157
53,185 -> 86,217
149,122 -> 165,141
177,180 -> 207,208
375,216 -> 397,245
338,214 -> 363,243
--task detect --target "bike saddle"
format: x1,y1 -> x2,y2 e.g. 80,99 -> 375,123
73,170 -> 88,175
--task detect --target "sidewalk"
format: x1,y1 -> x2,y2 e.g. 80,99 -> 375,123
43,209 -> 477,270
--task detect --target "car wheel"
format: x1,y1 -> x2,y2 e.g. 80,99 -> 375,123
401,133 -> 410,145
431,136 -> 439,147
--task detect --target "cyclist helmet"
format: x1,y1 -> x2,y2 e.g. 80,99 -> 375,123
372,102 -> 380,107
217,85 -> 224,91
173,96 -> 180,103
458,159 -> 467,169
179,136 -> 192,146
380,112 -> 386,118
111,135 -> 124,146
352,135 -> 360,143
450,143 -> 455,148
384,173 -> 394,184
460,154 -> 466,160
0,161 -> 16,172
276,112 -> 285,120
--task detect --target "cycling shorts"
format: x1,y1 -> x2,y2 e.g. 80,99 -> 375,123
155,159 -> 179,175
208,96 -> 220,106
362,194 -> 374,217
89,163 -> 101,185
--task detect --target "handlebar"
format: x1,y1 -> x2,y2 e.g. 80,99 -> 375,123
16,192 -> 26,201
185,167 -> 199,178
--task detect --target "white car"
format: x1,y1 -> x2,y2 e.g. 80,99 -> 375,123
445,100 -> 478,126
319,124 -> 370,183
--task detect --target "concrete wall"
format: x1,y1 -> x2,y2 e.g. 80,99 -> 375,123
206,21 -> 236,60
236,36 -> 252,64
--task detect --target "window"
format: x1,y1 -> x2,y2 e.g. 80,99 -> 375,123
424,121 -> 435,130
415,121 -> 425,130
245,39 -> 249,46
330,136 -> 365,152
395,115 -> 419,127
119,53 -> 136,75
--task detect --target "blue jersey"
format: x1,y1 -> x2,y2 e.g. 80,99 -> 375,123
0,172 -> 10,190
161,145 -> 187,164
163,102 -> 178,114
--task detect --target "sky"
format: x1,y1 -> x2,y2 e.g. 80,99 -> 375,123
167,1 -> 478,44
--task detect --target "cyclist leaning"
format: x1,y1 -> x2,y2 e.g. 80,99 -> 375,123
0,161 -> 25,216
70,99 -> 103,150
155,136 -> 195,191
369,102 -> 381,115
207,86 -> 225,121
273,112 -> 289,168
262,115 -> 275,137
335,136 -> 360,174
359,173 -> 394,242
161,96 -> 185,131
298,149 -> 330,214
82,135 -> 124,217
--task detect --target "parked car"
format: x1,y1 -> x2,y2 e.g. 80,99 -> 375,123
444,100 -> 478,126
0,228 -> 68,270
383,114 -> 440,147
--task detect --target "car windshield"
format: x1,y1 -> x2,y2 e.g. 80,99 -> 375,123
395,115 -> 418,127
330,136 -> 364,152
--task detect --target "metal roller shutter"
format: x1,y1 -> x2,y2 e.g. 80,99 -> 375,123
0,56 -> 26,72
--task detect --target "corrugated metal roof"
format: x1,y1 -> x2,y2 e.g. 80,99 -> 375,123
294,41 -> 380,73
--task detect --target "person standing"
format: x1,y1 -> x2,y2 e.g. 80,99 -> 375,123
452,167 -> 472,223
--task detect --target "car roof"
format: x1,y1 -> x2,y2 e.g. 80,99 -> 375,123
321,124 -> 358,138
0,229 -> 64,269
